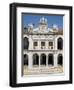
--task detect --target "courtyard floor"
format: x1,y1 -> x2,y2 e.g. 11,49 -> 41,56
23,66 -> 63,75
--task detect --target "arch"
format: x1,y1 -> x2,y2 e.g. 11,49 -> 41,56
48,54 -> 54,65
57,37 -> 63,50
24,54 -> 28,65
40,54 -> 46,65
33,54 -> 39,65
58,54 -> 63,66
24,37 -> 29,49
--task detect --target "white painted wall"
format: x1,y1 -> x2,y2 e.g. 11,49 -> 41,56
23,32 -> 63,68
0,0 -> 74,89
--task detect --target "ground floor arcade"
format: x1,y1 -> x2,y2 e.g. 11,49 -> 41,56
22,50 -> 63,75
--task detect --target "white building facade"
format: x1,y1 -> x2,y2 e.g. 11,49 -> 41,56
23,17 -> 63,75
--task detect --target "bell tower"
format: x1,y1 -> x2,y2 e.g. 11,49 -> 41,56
39,17 -> 48,32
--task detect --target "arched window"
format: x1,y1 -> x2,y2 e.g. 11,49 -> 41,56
57,37 -> 63,50
33,54 -> 39,66
24,37 -> 29,49
40,54 -> 46,65
48,54 -> 54,65
24,54 -> 28,65
58,54 -> 63,66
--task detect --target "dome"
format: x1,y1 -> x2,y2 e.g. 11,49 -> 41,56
40,17 -> 47,24
53,24 -> 58,30
28,24 -> 33,28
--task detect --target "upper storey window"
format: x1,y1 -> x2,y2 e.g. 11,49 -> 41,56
24,37 -> 29,50
24,54 -> 28,66
57,37 -> 63,50
48,42 -> 53,49
33,42 -> 38,49
41,42 -> 45,49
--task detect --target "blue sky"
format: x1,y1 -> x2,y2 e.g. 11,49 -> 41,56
22,14 -> 63,29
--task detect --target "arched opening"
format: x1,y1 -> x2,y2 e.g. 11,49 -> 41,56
40,54 -> 46,65
33,54 -> 39,66
24,54 -> 28,66
48,54 -> 54,65
58,54 -> 63,66
24,37 -> 29,49
57,37 -> 63,50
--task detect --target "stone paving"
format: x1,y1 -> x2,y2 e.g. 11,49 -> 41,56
23,66 -> 63,75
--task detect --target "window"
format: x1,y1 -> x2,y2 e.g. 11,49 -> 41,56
40,54 -> 46,65
33,54 -> 39,66
48,54 -> 54,65
33,42 -> 38,49
41,42 -> 45,46
57,37 -> 63,50
34,42 -> 37,46
58,54 -> 63,66
24,37 -> 29,49
24,54 -> 28,66
41,42 -> 45,49
48,42 -> 53,49
49,42 -> 53,46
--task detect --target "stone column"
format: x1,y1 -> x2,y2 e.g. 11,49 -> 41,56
54,53 -> 57,67
29,35 -> 33,50
46,55 -> 48,67
38,40 -> 41,50
54,35 -> 57,50
39,54 -> 40,68
46,41 -> 48,50
53,37 -> 55,50
28,52 -> 32,69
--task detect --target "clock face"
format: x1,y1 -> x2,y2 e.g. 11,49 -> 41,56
40,25 -> 47,32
